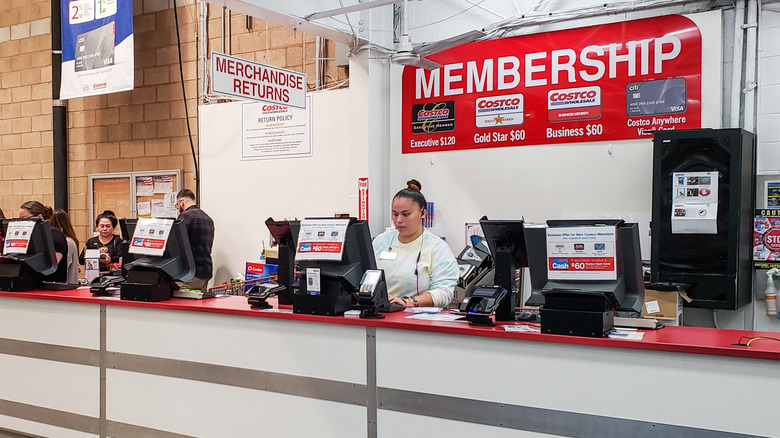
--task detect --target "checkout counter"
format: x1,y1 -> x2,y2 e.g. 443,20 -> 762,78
0,288 -> 777,438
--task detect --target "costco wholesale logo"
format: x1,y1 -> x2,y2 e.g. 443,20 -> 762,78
262,104 -> 288,113
547,86 -> 602,122
411,101 -> 456,134
475,93 -> 524,128
92,83 -> 107,90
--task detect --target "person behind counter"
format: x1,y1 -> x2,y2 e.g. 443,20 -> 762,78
371,179 -> 458,308
49,209 -> 80,284
79,210 -> 122,274
18,201 -> 68,283
176,189 -> 214,291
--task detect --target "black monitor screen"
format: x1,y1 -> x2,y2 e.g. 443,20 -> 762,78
0,219 -> 58,291
125,219 -> 195,282
479,219 -> 528,268
118,218 -> 137,266
525,221 -> 644,313
297,218 -> 376,296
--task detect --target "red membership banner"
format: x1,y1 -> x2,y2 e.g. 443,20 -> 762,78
401,15 -> 702,153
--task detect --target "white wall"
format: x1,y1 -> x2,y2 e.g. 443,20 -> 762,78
751,6 -> 780,332
199,89 -> 359,284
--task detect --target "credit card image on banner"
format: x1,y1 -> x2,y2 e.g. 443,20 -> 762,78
547,86 -> 602,122
75,21 -> 116,72
411,101 -> 456,134
626,77 -> 687,116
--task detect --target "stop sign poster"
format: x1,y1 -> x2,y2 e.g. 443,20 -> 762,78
754,210 -> 780,268
401,15 -> 702,153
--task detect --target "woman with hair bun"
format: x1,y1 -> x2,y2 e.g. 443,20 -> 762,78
79,210 -> 123,274
18,200 -> 69,283
371,179 -> 458,308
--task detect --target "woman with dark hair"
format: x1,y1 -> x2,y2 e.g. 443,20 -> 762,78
371,179 -> 458,308
0,207 -> 5,219
49,209 -> 80,284
18,201 -> 69,283
79,210 -> 122,274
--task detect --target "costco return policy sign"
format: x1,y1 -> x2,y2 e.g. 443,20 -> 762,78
402,15 -> 702,153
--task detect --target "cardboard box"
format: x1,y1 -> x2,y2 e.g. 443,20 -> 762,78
642,289 -> 683,326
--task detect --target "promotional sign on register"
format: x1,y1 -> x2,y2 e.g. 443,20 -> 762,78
401,15 -> 702,153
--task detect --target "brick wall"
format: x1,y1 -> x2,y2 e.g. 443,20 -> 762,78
0,0 -> 348,245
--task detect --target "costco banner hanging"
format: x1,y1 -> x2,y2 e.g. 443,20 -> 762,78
402,15 -> 702,153
60,0 -> 134,99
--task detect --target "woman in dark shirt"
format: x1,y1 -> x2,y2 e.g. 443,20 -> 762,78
79,210 -> 123,273
18,201 -> 68,283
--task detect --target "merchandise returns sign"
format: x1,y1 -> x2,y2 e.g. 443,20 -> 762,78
401,15 -> 702,153
212,52 -> 307,109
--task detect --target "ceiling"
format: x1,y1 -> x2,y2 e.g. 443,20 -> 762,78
201,0 -> 740,57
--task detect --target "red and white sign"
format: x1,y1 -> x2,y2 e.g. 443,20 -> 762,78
402,15 -> 702,153
211,52 -> 307,109
765,229 -> 780,251
295,219 -> 350,262
358,178 -> 369,221
2,221 -> 36,256
128,218 -> 173,257
546,226 -> 617,281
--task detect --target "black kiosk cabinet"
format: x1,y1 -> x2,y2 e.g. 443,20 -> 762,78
651,128 -> 755,309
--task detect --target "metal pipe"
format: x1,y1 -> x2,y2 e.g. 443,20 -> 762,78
463,0 -> 507,19
315,37 -> 322,90
743,0 -> 758,132
221,6 -> 225,53
226,7 -> 231,55
730,0 -> 745,128
306,0 -> 404,21
199,1 -> 208,102
51,0 -> 68,211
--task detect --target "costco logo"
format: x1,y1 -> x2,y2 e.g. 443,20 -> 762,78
262,104 -> 287,113
547,86 -> 602,122
416,108 -> 450,120
475,93 -> 524,128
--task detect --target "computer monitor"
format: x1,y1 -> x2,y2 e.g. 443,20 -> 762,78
293,218 -> 377,315
479,218 -> 529,321
0,218 -> 57,291
121,219 -> 196,301
118,218 -> 137,267
265,218 -> 300,305
524,220 -> 644,314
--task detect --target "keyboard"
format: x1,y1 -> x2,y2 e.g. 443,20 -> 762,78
377,301 -> 405,313
42,282 -> 80,291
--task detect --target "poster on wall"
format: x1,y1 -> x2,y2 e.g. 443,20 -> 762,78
241,97 -> 312,160
401,15 -> 702,153
754,209 -> 780,269
60,0 -> 134,99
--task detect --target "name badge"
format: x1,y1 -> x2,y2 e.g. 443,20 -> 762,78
379,250 -> 397,261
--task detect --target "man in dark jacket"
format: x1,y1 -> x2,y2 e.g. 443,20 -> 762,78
176,189 -> 214,291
